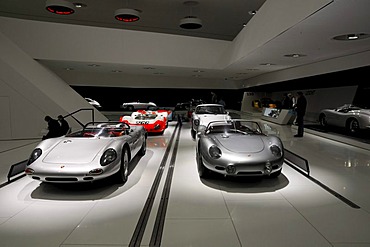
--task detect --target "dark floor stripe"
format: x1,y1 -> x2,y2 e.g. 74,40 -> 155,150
149,124 -> 182,247
129,122 -> 180,247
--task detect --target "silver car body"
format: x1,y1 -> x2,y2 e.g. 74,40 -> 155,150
196,119 -> 284,178
191,104 -> 231,138
319,104 -> 370,133
25,122 -> 147,183
85,97 -> 101,108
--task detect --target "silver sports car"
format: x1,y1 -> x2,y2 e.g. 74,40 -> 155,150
25,122 -> 147,183
319,104 -> 370,133
196,119 -> 284,178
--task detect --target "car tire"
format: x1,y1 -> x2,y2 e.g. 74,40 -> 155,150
196,151 -> 208,178
347,118 -> 360,134
116,148 -> 129,183
269,168 -> 282,178
319,114 -> 327,128
191,129 -> 196,140
138,138 -> 147,156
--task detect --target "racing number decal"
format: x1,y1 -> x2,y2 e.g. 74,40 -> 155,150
137,121 -> 150,124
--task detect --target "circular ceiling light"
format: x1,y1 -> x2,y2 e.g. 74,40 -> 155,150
333,33 -> 370,41
180,16 -> 202,29
115,8 -> 141,22
45,0 -> 75,15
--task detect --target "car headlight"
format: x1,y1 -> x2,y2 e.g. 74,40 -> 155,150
100,148 -> 117,166
209,145 -> 222,159
270,145 -> 282,157
27,148 -> 42,165
194,119 -> 200,126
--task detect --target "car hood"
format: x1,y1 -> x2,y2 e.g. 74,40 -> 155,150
43,138 -> 112,164
214,135 -> 265,153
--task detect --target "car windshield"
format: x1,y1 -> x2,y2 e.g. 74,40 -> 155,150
66,124 -> 129,138
135,113 -> 157,120
206,120 -> 262,135
195,105 -> 225,114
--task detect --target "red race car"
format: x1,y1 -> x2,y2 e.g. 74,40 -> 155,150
120,110 -> 168,134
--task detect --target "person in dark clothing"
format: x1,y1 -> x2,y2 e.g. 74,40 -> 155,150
211,91 -> 218,104
43,115 -> 61,140
281,93 -> 291,109
294,91 -> 307,137
58,115 -> 70,135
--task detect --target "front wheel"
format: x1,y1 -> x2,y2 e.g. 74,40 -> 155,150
196,151 -> 208,178
269,168 -> 282,178
138,138 -> 146,156
191,129 -> 196,140
116,149 -> 129,184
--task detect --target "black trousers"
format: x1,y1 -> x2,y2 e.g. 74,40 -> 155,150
296,114 -> 304,136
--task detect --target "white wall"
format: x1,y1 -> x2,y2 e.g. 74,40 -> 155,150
0,31 -> 107,140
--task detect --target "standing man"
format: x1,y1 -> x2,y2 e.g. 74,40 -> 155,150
294,91 -> 307,137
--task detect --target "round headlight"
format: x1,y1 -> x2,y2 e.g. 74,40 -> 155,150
270,145 -> 282,157
100,148 -> 117,166
194,119 -> 200,126
209,145 -> 222,159
27,148 -> 42,165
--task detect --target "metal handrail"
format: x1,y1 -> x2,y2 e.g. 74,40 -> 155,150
63,108 -> 95,128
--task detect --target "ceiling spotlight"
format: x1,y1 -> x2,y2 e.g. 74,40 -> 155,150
115,8 -> 141,22
284,54 -> 306,58
333,33 -> 370,41
180,16 -> 202,29
180,1 -> 202,29
248,10 -> 257,15
45,0 -> 75,15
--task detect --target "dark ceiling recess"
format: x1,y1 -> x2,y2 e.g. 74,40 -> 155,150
246,66 -> 369,92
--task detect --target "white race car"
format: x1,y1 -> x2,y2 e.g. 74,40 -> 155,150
25,122 -> 147,184
191,104 -> 231,139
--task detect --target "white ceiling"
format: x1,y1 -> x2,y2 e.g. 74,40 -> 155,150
0,0 -> 369,89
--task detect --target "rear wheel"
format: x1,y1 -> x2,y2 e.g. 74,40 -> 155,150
319,114 -> 327,127
347,118 -> 360,134
116,149 -> 129,183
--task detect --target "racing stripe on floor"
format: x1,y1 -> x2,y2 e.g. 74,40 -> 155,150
149,121 -> 182,247
129,121 -> 181,247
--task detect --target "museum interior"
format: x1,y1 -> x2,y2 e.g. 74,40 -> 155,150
0,0 -> 370,246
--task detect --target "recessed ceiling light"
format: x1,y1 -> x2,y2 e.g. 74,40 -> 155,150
284,54 -> 306,58
115,8 -> 141,22
74,3 -> 87,8
193,70 -> 204,73
248,10 -> 257,15
143,67 -> 155,70
88,64 -> 100,67
46,0 -> 75,15
260,63 -> 275,66
333,33 -> 370,41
